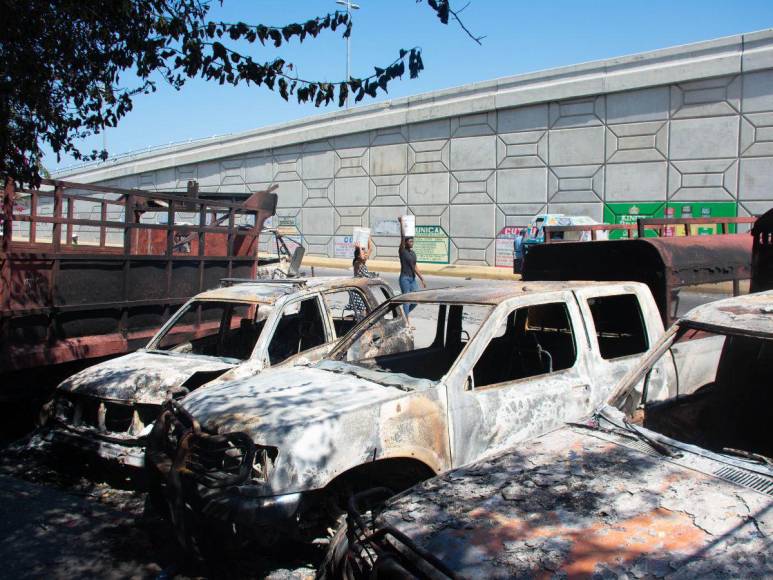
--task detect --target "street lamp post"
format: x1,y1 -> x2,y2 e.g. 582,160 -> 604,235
336,0 -> 360,108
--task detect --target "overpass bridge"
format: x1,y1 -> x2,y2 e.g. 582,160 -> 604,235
56,29 -> 773,267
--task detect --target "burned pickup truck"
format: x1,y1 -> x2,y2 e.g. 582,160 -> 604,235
328,291 -> 773,579
147,281 -> 664,552
43,276 -> 394,468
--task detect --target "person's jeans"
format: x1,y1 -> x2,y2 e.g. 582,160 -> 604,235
398,274 -> 420,315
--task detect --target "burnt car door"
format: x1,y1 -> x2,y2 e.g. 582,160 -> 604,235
260,294 -> 336,367
572,286 -> 666,408
445,293 -> 594,466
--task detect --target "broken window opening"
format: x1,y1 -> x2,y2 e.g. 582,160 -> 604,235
472,302 -> 577,388
150,301 -> 269,361
342,302 -> 491,382
643,329 -> 772,461
324,289 -> 370,337
267,296 -> 327,365
587,294 -> 649,360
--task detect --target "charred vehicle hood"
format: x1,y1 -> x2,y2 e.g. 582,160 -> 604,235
180,362 -> 415,439
58,351 -> 235,405
377,420 -> 772,578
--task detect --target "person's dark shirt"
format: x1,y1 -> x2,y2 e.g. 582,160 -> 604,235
399,247 -> 417,278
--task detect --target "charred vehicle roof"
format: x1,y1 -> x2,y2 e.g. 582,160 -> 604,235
328,291 -> 773,579
43,276 -> 393,468
147,280 -> 665,553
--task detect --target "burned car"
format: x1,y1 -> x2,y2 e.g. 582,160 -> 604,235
43,276 -> 394,468
328,291 -> 773,579
147,281 -> 664,551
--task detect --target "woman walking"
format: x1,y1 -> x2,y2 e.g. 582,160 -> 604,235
397,216 -> 426,317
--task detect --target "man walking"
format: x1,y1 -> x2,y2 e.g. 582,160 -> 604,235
397,216 -> 426,317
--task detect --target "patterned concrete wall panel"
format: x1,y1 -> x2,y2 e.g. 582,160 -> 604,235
244,155 -> 273,184
497,204 -> 547,229
497,168 -> 547,204
220,159 -> 245,188
606,121 -> 668,163
669,160 -> 737,200
371,126 -> 407,147
334,207 -> 369,233
742,70 -> 773,112
740,200 -> 773,215
303,235 -> 331,256
334,146 -> 369,178
606,87 -> 669,123
670,117 -> 739,159
496,130 -> 547,168
302,179 -> 333,207
498,104 -> 548,133
302,206 -> 334,236
606,162 -> 667,201
196,161 -> 221,188
302,148 -> 335,180
371,175 -> 407,206
408,119 -> 451,142
456,247 -> 488,263
175,165 -> 197,189
409,205 -> 450,232
450,204 -> 496,238
408,140 -> 450,173
332,132 -> 371,153
273,146 -> 302,181
450,170 -> 495,204
740,112 -> 773,157
671,75 -> 740,118
739,157 -> 773,199
334,176 -> 370,207
138,172 -> 156,190
547,202 -> 603,221
449,135 -> 496,171
548,126 -> 605,165
451,112 -> 496,137
370,143 -> 408,176
549,96 -> 604,128
274,180 -> 303,208
407,172 -> 450,206
155,168 -> 176,190
548,165 -> 603,203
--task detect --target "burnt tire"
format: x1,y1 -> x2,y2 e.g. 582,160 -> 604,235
318,517 -> 360,580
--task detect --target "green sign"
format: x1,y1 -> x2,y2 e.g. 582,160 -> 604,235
603,202 -> 738,239
414,225 -> 450,264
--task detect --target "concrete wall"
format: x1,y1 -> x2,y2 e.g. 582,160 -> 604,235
59,30 -> 773,265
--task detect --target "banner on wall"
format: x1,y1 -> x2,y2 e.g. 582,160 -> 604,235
414,225 -> 450,264
495,226 -> 523,268
334,235 -> 355,259
602,202 -> 737,238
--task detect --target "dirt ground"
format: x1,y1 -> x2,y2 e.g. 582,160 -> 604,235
0,435 -> 321,580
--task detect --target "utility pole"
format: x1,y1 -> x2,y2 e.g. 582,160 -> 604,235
336,0 -> 360,108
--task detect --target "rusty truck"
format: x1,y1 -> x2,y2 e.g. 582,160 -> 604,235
0,179 -> 277,406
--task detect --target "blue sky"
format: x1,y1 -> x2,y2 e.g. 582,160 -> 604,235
47,0 -> 773,171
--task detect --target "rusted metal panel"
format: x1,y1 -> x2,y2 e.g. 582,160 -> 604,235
0,179 -> 278,376
751,208 -> 773,292
523,235 -> 753,325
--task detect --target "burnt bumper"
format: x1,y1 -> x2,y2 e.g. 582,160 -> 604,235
147,404 -> 295,542
43,426 -> 146,468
